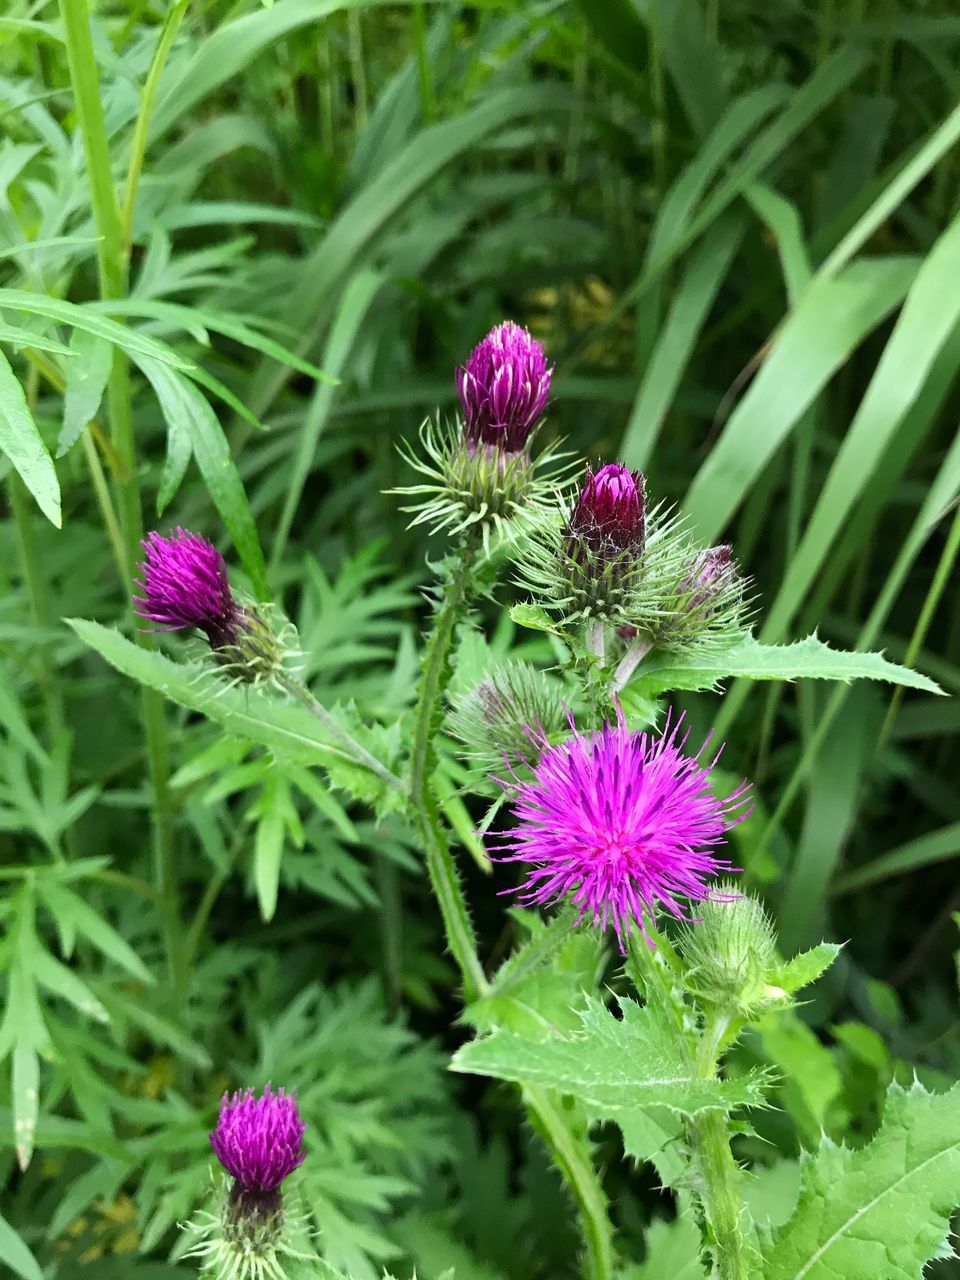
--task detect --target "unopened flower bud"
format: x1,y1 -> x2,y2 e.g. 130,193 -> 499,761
569,464 -> 645,553
678,884 -> 777,1016
641,541 -> 747,652
681,544 -> 735,614
457,321 -> 552,454
134,529 -> 288,684
448,661 -> 564,773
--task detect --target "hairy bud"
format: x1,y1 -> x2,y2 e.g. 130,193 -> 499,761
447,661 -> 565,773
678,885 -> 778,1016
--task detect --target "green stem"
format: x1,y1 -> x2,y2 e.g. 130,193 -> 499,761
691,1014 -> 750,1280
8,473 -> 65,742
119,0 -> 191,257
278,673 -> 406,795
410,544 -> 488,1002
524,1086 -> 616,1280
59,0 -> 182,993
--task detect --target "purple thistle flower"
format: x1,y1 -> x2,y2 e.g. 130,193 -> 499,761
210,1085 -> 306,1198
490,711 -> 750,950
134,528 -> 241,650
457,321 -> 552,453
570,463 -> 645,553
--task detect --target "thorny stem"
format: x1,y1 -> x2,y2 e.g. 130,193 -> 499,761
524,1086 -> 616,1280
409,542 -> 488,1002
59,0 -> 183,994
691,1013 -> 750,1280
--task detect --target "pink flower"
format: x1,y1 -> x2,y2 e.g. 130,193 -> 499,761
134,528 -> 240,650
210,1084 -> 305,1194
491,711 -> 750,949
570,463 -> 646,553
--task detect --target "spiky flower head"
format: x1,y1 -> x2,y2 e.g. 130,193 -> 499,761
447,661 -> 565,775
211,1085 -> 306,1197
395,323 -> 571,549
457,320 -> 552,453
643,541 -> 747,651
677,883 -> 779,1015
513,462 -> 687,629
491,711 -> 750,950
134,529 -> 289,684
569,463 -> 645,553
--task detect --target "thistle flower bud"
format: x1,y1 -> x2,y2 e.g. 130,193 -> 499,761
569,464 -> 645,553
677,884 -> 777,1016
134,529 -> 288,684
395,323 -> 569,548
457,321 -> 552,454
642,541 -> 747,652
447,661 -> 565,773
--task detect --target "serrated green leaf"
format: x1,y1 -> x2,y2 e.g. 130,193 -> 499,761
761,1080 -> 960,1280
453,995 -> 768,1118
773,943 -> 842,995
620,1211 -> 704,1279
509,601 -> 563,634
58,327 -> 111,456
633,633 -> 941,696
0,347 -> 60,526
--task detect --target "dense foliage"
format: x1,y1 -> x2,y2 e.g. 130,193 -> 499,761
1,2 -> 959,1278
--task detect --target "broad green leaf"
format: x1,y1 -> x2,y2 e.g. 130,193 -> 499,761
0,1212 -> 43,1280
509,602 -> 562,634
632,633 -> 941,696
683,257 -> 917,541
136,359 -> 267,596
761,1080 -> 960,1280
58,327 -> 111,456
759,1009 -> 843,1139
832,820 -> 960,897
0,348 -> 60,526
453,995 -> 768,1117
32,949 -> 109,1024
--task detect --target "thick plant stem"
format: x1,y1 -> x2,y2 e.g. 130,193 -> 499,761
59,0 -> 182,992
691,1014 -> 750,1280
409,544 -> 488,1002
525,1086 -> 616,1280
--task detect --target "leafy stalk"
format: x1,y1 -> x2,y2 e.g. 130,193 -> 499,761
409,543 -> 488,1002
691,1014 -> 752,1280
59,0 -> 182,992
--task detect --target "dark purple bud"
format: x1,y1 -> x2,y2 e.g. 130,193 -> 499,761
210,1085 -> 306,1218
570,464 -> 646,553
457,321 -> 552,453
134,529 -> 240,651
682,544 -> 735,614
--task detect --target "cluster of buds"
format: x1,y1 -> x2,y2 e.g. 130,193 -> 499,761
515,456 -> 746,658
134,529 -> 292,684
187,1085 -> 311,1280
396,321 -> 571,548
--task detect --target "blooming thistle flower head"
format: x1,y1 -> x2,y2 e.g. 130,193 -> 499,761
394,323 -> 570,549
186,1086 -> 308,1280
490,710 -> 750,950
134,528 -> 240,648
457,320 -> 553,454
134,529 -> 289,684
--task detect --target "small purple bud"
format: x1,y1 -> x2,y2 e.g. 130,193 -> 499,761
456,321 -> 552,453
682,544 -> 735,614
210,1085 -> 306,1221
570,464 -> 646,553
134,528 -> 240,651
